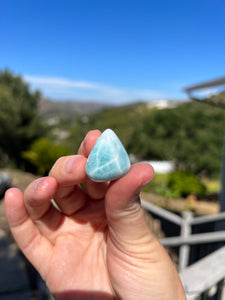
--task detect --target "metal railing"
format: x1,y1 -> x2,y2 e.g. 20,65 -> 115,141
141,199 -> 225,299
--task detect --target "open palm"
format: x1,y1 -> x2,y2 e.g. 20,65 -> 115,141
5,130 -> 185,300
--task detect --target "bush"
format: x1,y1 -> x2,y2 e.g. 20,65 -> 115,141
167,171 -> 206,198
142,173 -> 183,198
22,138 -> 70,175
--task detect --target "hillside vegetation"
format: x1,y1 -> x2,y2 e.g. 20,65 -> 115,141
0,70 -> 224,186
68,101 -> 225,178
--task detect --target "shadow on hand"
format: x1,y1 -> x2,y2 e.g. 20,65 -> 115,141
53,290 -> 117,299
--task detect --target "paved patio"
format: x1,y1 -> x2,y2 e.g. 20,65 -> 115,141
0,230 -> 31,299
0,229 -> 51,300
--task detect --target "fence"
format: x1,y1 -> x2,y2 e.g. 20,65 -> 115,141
141,199 -> 225,300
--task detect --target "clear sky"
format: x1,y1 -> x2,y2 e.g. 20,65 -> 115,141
1,0 -> 225,104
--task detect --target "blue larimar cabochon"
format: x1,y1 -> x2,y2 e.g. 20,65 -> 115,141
86,129 -> 131,182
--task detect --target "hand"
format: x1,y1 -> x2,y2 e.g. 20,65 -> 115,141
5,130 -> 185,300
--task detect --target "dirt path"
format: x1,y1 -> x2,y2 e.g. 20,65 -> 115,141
141,192 -> 219,216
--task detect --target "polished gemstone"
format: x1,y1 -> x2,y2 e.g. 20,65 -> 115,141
86,129 -> 131,182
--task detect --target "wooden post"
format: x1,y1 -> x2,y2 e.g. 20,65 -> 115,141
179,211 -> 193,272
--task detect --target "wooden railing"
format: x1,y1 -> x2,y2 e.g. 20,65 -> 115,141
141,199 -> 225,299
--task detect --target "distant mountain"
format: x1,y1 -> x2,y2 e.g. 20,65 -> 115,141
38,98 -> 188,120
38,98 -> 111,119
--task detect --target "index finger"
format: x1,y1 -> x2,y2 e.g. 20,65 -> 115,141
78,130 -> 101,157
77,130 -> 110,199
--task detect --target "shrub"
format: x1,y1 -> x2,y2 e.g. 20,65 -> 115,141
167,171 -> 206,198
22,138 -> 70,175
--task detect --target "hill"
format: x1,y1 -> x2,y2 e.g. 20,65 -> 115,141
38,98 -> 111,119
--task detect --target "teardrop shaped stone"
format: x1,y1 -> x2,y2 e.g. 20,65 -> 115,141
86,129 -> 131,182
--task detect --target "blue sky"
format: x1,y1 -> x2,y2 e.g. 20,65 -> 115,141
0,0 -> 225,104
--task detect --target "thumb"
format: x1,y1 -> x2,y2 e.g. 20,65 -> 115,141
105,163 -> 155,248
105,163 -> 186,300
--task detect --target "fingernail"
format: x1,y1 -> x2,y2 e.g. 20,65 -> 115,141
33,178 -> 46,191
64,156 -> 81,173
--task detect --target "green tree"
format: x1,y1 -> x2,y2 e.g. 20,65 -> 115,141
0,69 -> 47,167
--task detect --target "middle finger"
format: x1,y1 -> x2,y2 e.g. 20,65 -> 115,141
49,155 -> 88,215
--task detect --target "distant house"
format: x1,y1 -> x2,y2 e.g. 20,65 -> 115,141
147,99 -> 184,110
145,161 -> 174,174
129,154 -> 175,174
